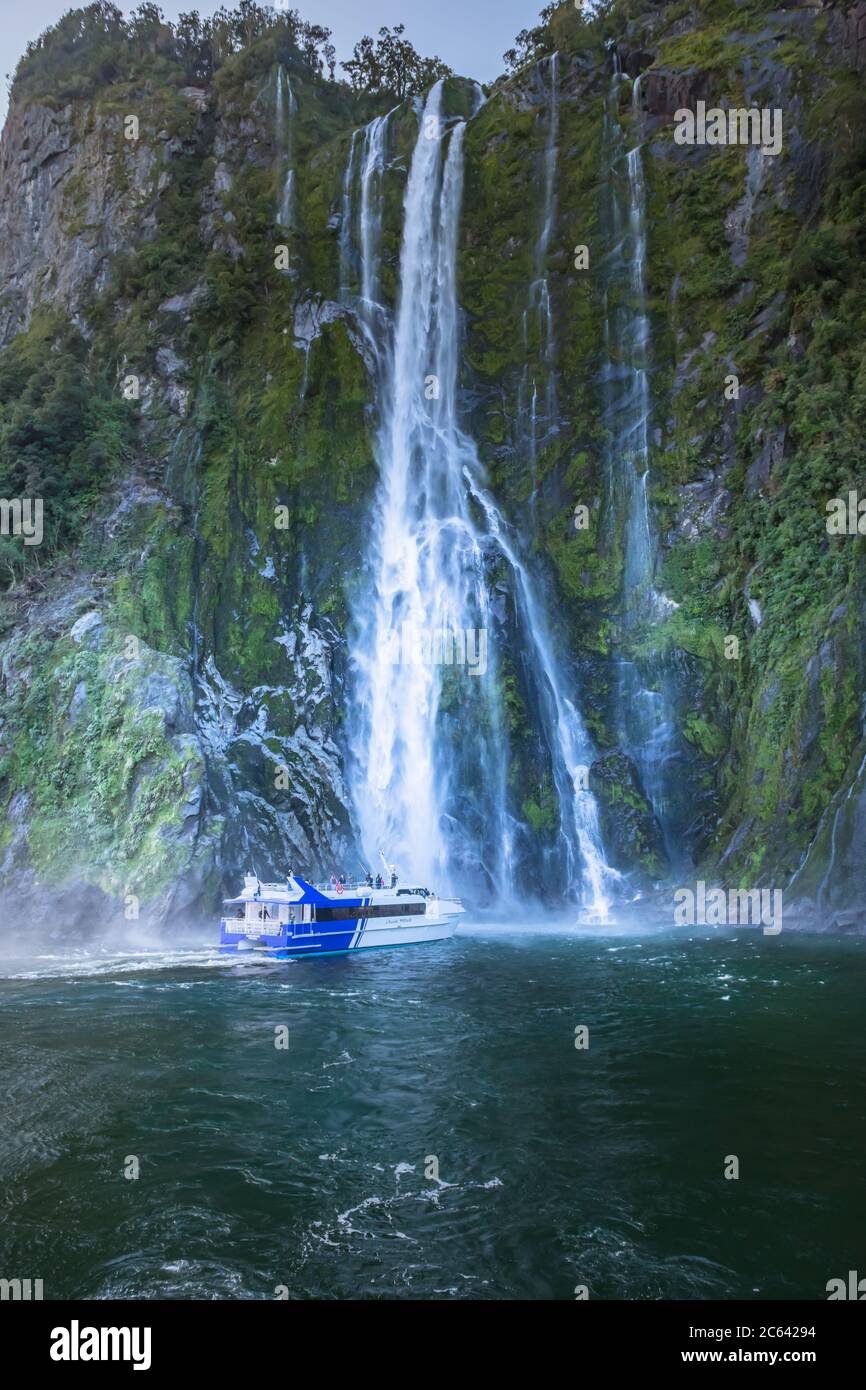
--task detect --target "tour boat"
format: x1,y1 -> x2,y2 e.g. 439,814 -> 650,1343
218,872 -> 463,957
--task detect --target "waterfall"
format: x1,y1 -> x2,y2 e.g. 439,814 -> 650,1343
338,109 -> 396,367
276,66 -> 297,228
345,82 -> 615,916
357,108 -> 396,373
520,53 -> 560,505
359,111 -> 392,315
599,63 -> 685,865
535,53 -> 559,430
347,93 -> 475,888
465,478 -> 617,917
338,128 -> 359,301
602,68 -> 658,614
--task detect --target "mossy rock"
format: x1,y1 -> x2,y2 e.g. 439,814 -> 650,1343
590,750 -> 666,885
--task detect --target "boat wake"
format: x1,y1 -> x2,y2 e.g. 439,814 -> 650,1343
0,944 -> 236,982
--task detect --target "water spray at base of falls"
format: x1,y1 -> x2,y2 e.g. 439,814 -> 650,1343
345,81 -> 617,918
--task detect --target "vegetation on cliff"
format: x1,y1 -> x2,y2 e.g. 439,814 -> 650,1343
1,0 -> 865,921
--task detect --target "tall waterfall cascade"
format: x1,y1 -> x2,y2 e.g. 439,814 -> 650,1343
343,81 -> 617,917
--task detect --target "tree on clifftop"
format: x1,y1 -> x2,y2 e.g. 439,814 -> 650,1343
341,24 -> 451,102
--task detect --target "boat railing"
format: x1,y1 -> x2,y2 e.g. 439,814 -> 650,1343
249,877 -> 429,895
311,878 -> 401,892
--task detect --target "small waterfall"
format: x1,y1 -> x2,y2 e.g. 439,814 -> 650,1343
601,68 -> 657,614
337,108 -> 396,374
346,82 -> 615,915
359,111 -> 392,314
275,66 -> 297,228
338,128 -> 359,301
787,694 -> 866,914
599,63 -> 685,865
520,52 -> 560,502
535,53 -> 559,429
466,478 -> 617,917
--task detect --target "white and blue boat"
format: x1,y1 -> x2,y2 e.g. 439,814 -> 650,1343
219,872 -> 463,957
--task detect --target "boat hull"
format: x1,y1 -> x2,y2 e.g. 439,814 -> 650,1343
219,915 -> 458,958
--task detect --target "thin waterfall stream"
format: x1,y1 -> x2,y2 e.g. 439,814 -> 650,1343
275,65 -> 297,229
520,51 -> 560,512
598,63 -> 687,869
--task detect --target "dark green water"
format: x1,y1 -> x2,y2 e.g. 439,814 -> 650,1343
1,921 -> 864,1300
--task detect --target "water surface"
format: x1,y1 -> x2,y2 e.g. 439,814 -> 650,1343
1,920 -> 863,1299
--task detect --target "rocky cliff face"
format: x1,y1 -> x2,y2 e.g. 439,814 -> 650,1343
0,95 -> 157,345
1,1 -> 865,932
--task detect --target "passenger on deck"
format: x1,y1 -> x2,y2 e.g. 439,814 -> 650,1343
390,872 -> 397,888
375,874 -> 383,889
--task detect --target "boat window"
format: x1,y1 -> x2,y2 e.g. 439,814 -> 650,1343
313,903 -> 426,922
291,904 -> 313,934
